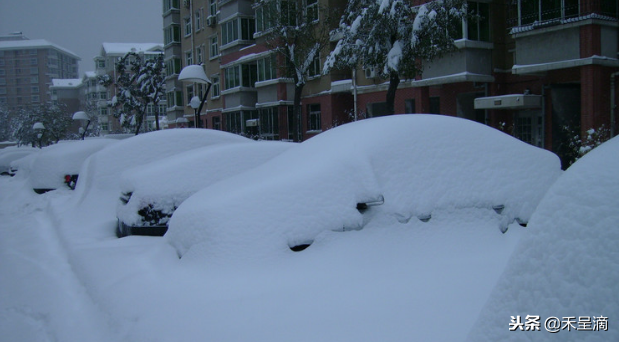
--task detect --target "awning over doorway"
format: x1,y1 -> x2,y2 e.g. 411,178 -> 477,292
474,94 -> 542,110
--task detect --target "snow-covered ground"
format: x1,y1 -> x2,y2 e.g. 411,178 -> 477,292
0,116 -> 615,341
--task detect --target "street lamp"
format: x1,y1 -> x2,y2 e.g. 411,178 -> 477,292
33,122 -> 45,148
72,111 -> 91,140
189,96 -> 201,128
178,65 -> 212,128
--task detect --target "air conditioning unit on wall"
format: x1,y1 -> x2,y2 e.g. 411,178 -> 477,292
207,15 -> 217,27
364,67 -> 376,79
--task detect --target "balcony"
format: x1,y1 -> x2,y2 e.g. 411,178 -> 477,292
508,0 -> 619,74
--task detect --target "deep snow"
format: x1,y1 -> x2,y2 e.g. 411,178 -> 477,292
1,116 -> 615,342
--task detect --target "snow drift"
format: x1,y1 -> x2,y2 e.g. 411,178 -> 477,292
466,135 -> 619,342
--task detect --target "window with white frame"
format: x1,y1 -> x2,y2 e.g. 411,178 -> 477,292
163,0 -> 180,12
195,9 -> 202,31
185,51 -> 193,66
307,103 -> 321,131
221,18 -> 255,46
211,74 -> 220,97
196,46 -> 204,64
166,58 -> 182,75
164,24 -> 181,45
209,0 -> 217,16
186,85 -> 194,104
184,17 -> 192,36
466,1 -> 490,41
99,92 -> 107,100
308,53 -> 320,77
224,64 -> 257,89
209,36 -> 219,58
306,0 -> 319,22
257,54 -> 277,82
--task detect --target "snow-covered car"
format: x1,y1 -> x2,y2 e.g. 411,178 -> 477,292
0,147 -> 38,175
19,139 -> 119,194
116,141 -> 294,237
69,129 -> 252,236
166,114 -> 562,261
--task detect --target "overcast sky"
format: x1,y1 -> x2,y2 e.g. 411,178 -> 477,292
0,0 -> 162,77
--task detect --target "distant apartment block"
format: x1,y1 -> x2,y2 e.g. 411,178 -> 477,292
0,33 -> 80,110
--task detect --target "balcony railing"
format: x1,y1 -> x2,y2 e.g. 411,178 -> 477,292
508,0 -> 618,32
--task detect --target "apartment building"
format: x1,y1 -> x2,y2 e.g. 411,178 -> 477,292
0,33 -> 80,111
173,0 -> 619,165
94,42 -> 166,134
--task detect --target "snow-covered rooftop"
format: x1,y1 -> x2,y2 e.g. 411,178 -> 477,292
0,39 -> 80,59
101,43 -> 163,55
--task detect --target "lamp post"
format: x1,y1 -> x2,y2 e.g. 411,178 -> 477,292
72,111 -> 91,140
178,65 -> 212,128
33,122 -> 45,148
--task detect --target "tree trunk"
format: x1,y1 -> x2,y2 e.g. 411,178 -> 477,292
385,71 -> 401,116
293,83 -> 304,142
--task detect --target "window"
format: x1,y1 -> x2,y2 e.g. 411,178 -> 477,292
166,58 -> 182,75
163,0 -> 180,12
29,49 -> 37,55
30,58 -> 37,65
99,107 -> 109,116
186,85 -> 194,103
184,17 -> 192,36
99,92 -> 107,100
211,74 -> 220,97
257,55 -> 277,82
31,95 -> 40,103
308,53 -> 320,77
518,0 -> 582,26
224,65 -> 240,89
467,2 -> 490,41
256,1 -> 277,32
196,46 -> 203,64
221,18 -> 255,45
212,116 -> 221,130
209,36 -> 219,58
306,0 -> 319,22
164,25 -> 181,45
405,99 -> 416,113
0,88 -> 6,95
195,9 -> 202,31
0,78 -> 5,85
209,0 -> 217,16
307,103 -> 321,131
0,60 -> 4,66
185,51 -> 193,66
100,122 -> 109,131
31,86 -> 39,93
242,64 -> 257,87
0,69 -> 4,76
430,97 -> 440,114
258,107 -> 280,140
96,59 -> 106,68
31,76 -> 38,83
30,67 -> 38,74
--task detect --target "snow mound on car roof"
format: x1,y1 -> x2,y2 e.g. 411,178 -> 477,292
166,114 -> 562,262
27,139 -> 118,190
466,136 -> 619,341
117,141 -> 294,227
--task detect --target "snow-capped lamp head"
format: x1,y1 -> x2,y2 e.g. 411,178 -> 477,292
178,65 -> 211,85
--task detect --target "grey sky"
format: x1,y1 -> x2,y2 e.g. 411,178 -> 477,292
0,0 -> 162,77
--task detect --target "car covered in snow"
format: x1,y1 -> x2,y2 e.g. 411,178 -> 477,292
68,128 -> 252,236
0,147 -> 38,176
165,114 -> 562,261
116,141 -> 294,237
14,139 -> 119,194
